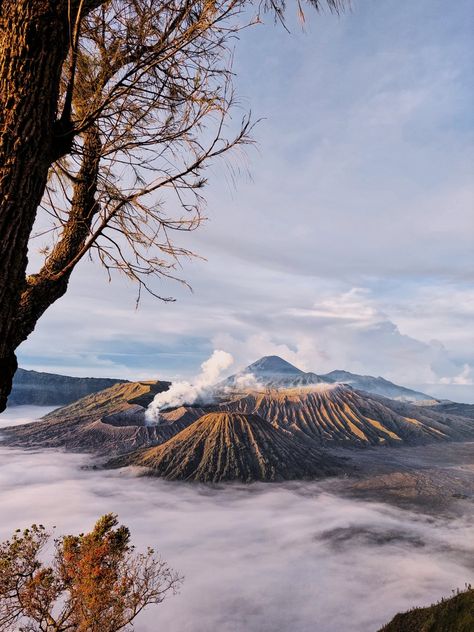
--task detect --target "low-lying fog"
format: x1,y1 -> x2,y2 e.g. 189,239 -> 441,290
1,410 -> 473,631
0,405 -> 57,428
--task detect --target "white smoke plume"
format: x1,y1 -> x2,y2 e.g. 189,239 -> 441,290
218,372 -> 265,397
145,350 -> 234,423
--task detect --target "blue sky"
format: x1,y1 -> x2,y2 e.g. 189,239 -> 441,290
19,0 -> 474,402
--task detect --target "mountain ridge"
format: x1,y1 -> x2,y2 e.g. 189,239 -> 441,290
9,368 -> 128,406
1,380 -> 175,454
223,356 -> 437,403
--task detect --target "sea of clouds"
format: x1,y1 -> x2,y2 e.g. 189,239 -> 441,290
0,405 -> 57,428
1,432 -> 473,631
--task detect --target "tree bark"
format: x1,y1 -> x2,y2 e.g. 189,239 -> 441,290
16,126 -> 102,348
0,1 -> 71,411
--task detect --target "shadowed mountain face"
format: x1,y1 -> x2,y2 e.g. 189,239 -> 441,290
109,412 -> 342,482
223,356 -> 435,402
9,368 -> 128,406
428,401 -> 474,419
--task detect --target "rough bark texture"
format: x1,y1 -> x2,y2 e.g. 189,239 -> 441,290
15,126 -> 102,344
0,1 -> 70,411
0,0 -> 106,411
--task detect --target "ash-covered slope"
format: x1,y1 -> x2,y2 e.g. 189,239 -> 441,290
427,401 -> 474,419
9,368 -> 128,406
216,385 -> 474,447
109,412 -> 341,482
4,379 -> 472,456
1,380 -> 182,455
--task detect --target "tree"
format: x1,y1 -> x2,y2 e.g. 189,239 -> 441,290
0,513 -> 182,631
0,0 -> 343,411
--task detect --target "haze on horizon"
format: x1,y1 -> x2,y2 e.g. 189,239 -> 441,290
18,0 -> 474,403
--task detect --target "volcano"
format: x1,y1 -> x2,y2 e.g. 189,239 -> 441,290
3,357 -> 473,459
222,356 -> 435,402
1,380 -> 176,454
108,412 -> 342,482
222,355 -> 327,389
218,385 -> 473,446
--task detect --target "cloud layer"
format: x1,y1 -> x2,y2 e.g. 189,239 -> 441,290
16,0 -> 474,403
1,443 -> 473,632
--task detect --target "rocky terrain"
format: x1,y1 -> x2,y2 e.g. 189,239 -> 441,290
3,356 -> 474,495
1,380 -> 176,454
217,385 -> 472,446
108,412 -> 343,482
4,380 -> 473,458
427,401 -> 474,419
3,362 -> 474,462
9,368 -> 127,406
323,441 -> 474,513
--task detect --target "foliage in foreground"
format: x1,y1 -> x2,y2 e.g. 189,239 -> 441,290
0,514 -> 181,632
379,586 -> 474,632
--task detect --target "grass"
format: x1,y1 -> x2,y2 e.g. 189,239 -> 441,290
379,586 -> 474,632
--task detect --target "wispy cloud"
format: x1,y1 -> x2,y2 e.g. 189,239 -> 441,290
16,0 -> 474,402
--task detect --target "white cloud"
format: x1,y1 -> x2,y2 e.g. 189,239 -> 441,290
0,446 -> 473,632
440,364 -> 474,386
13,0 -> 474,405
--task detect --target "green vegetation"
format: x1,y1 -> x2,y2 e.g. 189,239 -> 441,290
379,587 -> 474,632
0,514 -> 181,631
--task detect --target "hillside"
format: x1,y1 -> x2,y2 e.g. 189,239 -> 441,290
4,380 -> 473,457
109,412 -> 342,482
320,369 -> 435,403
1,380 -> 177,454
379,588 -> 474,632
223,356 -> 435,402
219,386 -> 473,446
9,368 -> 127,406
428,401 -> 474,419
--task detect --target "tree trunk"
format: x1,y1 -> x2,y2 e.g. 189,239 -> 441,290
15,126 -> 102,349
0,1 -> 70,411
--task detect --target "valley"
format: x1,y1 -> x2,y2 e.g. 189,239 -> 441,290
1,355 -> 473,631
2,356 -> 473,511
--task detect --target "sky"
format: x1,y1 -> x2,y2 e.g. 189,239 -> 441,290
18,0 -> 474,402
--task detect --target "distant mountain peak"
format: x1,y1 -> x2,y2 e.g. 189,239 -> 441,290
321,370 -> 434,402
245,355 -> 304,375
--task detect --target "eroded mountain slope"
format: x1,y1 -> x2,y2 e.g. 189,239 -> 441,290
1,380 -> 176,454
217,386 -> 474,446
109,412 -> 342,482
